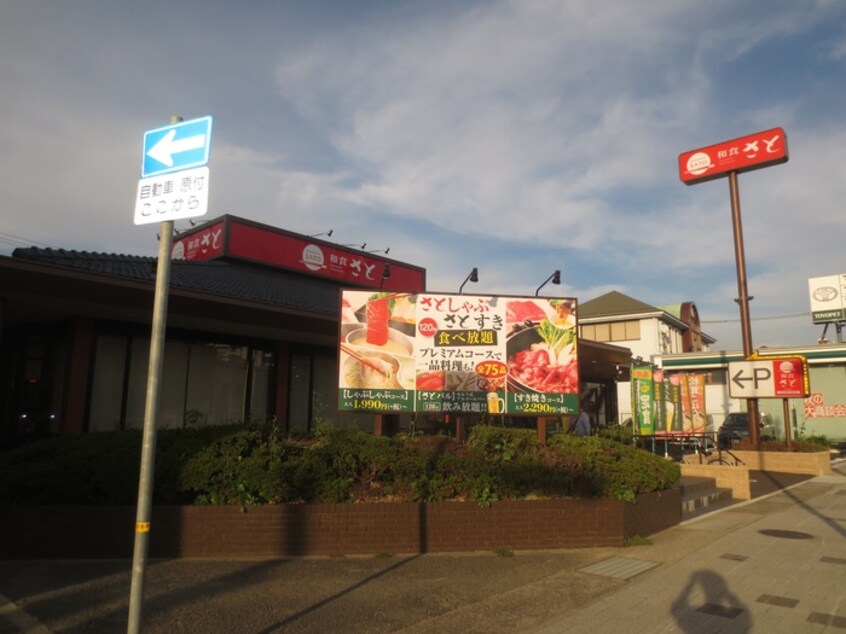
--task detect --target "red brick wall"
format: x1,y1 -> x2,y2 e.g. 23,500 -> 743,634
0,491 -> 680,559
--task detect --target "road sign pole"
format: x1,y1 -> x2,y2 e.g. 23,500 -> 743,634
728,171 -> 760,447
128,115 -> 185,633
127,219 -> 173,633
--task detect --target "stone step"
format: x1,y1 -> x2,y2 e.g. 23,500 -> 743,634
681,487 -> 733,516
678,476 -> 735,518
678,475 -> 718,496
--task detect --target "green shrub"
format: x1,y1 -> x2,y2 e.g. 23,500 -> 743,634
179,424 -> 300,505
548,435 -> 680,501
0,432 -> 142,504
596,424 -> 634,445
0,424 -> 682,506
466,424 -> 540,463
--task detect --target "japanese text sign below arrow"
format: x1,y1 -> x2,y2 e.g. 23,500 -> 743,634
728,357 -> 808,399
141,116 -> 213,178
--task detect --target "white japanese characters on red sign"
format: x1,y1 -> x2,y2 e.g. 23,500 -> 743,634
679,127 -> 788,185
728,357 -> 808,399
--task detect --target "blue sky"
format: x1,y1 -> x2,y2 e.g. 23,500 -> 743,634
2,1 -> 845,350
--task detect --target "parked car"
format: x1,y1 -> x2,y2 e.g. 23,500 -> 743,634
717,412 -> 775,445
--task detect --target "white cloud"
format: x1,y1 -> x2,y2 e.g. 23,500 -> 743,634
2,0 -> 845,351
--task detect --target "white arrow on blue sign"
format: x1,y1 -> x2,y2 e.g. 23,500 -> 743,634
141,116 -> 213,178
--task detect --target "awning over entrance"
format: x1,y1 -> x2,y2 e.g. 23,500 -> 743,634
579,339 -> 632,382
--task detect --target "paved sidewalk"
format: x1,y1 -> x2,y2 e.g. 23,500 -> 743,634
531,461 -> 846,633
0,460 -> 843,633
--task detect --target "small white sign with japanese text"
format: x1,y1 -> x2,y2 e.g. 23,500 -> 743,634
133,166 -> 209,225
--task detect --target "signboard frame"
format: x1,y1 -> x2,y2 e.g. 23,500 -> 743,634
141,115 -> 214,178
808,274 -> 846,324
728,355 -> 810,399
678,127 -> 788,185
338,291 -> 580,416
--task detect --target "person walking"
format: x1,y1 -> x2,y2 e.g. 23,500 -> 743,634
571,406 -> 591,436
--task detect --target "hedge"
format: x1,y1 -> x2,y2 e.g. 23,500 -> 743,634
0,424 -> 681,507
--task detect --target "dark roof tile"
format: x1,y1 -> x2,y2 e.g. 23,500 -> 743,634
12,247 -> 341,316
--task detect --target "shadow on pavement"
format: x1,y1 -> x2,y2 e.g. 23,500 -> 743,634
671,569 -> 751,633
255,555 -> 422,633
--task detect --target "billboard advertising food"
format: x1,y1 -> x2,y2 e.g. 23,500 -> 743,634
338,291 -> 579,415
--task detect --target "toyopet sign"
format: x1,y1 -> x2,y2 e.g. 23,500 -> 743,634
134,116 -> 213,226
678,127 -> 788,185
808,274 -> 846,324
338,291 -> 579,415
728,356 -> 810,399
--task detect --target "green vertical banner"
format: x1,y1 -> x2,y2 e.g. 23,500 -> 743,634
630,363 -> 655,435
652,369 -> 666,436
666,374 -> 684,433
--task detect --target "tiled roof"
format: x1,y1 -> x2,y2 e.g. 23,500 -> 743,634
579,291 -> 660,317
12,247 -> 341,317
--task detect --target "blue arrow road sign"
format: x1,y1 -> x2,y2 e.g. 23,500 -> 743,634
141,116 -> 213,178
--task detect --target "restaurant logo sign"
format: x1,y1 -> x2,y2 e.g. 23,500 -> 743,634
301,244 -> 325,272
678,127 -> 788,185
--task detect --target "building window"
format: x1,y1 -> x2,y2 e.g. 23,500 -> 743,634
581,321 -> 640,343
88,333 -> 273,431
288,350 -> 374,433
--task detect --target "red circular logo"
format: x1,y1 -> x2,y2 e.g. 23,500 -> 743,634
418,318 -> 438,337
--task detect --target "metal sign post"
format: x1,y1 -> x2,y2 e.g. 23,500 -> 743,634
679,128 -> 789,448
127,114 -> 212,633
727,170 -> 761,446
127,218 -> 174,634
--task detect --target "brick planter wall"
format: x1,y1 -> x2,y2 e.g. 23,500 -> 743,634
729,450 -> 831,476
680,464 -> 753,500
0,490 -> 680,560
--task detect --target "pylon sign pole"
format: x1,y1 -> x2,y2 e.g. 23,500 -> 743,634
678,127 -> 788,448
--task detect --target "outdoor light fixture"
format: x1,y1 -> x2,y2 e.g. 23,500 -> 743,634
534,269 -> 561,296
380,264 -> 392,289
343,242 -> 367,249
458,267 -> 479,294
309,229 -> 333,238
367,247 -> 391,255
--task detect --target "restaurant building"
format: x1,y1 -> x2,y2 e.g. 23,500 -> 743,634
0,215 -> 632,447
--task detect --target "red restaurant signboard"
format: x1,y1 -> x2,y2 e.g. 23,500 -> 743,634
172,215 -> 426,292
678,127 -> 788,185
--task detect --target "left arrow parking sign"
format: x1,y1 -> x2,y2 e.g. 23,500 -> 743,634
142,116 -> 213,178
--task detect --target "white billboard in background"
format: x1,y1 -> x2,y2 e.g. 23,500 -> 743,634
808,274 -> 846,324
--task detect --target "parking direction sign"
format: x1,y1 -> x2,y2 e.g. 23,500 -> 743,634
728,357 -> 809,399
142,116 -> 213,178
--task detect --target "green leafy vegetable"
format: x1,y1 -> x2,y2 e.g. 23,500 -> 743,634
537,319 -> 575,359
